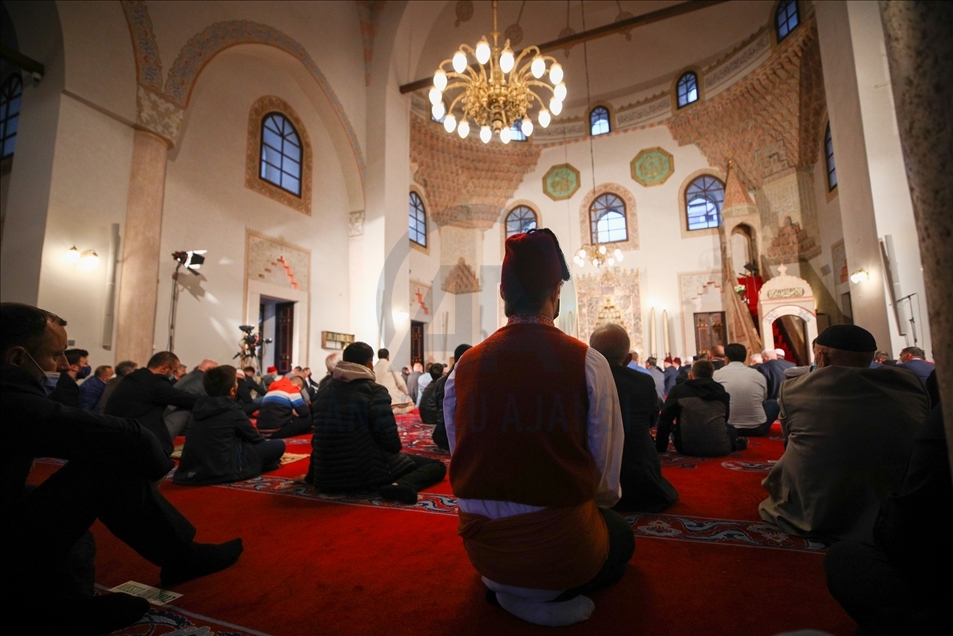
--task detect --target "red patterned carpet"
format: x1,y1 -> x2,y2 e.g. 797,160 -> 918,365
30,414 -> 854,635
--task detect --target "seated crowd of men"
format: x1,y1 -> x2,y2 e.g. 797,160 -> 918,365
3,229 -> 949,634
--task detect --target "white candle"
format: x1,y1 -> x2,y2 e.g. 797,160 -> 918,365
648,307 -> 656,358
663,309 -> 671,356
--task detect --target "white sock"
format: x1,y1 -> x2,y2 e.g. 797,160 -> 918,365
494,592 -> 595,627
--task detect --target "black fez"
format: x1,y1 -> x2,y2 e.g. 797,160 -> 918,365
815,324 -> 877,352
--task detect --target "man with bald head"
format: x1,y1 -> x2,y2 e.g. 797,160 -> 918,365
759,324 -> 930,543
590,324 -> 677,512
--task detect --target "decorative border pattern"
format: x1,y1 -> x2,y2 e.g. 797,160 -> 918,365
245,229 -> 312,294
245,96 -> 313,215
624,513 -> 830,552
578,183 -> 640,252
121,0 -> 163,90
721,460 -> 776,472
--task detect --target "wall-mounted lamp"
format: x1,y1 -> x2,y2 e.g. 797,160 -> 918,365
65,245 -> 100,269
392,310 -> 409,322
849,269 -> 870,284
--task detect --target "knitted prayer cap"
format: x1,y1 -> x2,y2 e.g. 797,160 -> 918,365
815,324 -> 877,352
501,228 -> 570,298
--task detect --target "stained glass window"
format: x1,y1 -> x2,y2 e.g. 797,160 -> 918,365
776,0 -> 800,42
0,74 -> 23,158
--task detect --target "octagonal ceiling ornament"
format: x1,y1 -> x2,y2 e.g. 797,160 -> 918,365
631,147 -> 675,187
543,163 -> 581,201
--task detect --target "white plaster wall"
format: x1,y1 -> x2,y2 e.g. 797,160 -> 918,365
811,149 -> 848,318
34,94 -> 134,366
56,0 -> 136,124
146,0 -> 367,158
845,0 -> 930,358
487,124 -> 723,358
0,0 -> 64,306
156,47 -> 352,369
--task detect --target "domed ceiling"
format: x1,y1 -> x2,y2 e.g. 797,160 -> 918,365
411,0 -> 774,105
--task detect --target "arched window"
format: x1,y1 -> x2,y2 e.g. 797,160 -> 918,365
676,72 -> 698,109
505,205 -> 537,237
775,0 -> 800,42
589,193 -> 628,244
685,175 -> 725,231
0,74 -> 23,158
590,106 -> 610,136
260,113 -> 302,197
824,122 -> 837,191
409,191 -> 427,247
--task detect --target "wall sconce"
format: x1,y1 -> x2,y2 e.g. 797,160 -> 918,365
392,310 -> 409,322
65,245 -> 100,270
849,269 -> 870,284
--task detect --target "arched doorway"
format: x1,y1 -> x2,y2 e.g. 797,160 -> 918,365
771,315 -> 808,365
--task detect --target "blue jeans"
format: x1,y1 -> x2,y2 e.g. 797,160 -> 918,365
256,439 -> 286,469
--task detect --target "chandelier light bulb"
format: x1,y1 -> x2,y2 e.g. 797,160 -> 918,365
521,117 -> 534,137
431,101 -> 445,120
550,98 -> 563,116
452,50 -> 468,73
480,126 -> 492,144
538,109 -> 551,128
443,114 -> 457,133
429,87 -> 442,105
457,120 -> 470,138
531,56 -> 545,79
433,69 -> 448,92
614,249 -> 623,261
599,245 -> 607,255
578,249 -> 587,258
475,38 -> 491,65
554,82 -> 567,102
500,126 -> 512,144
607,258 -> 615,267
592,259 -> 599,268
550,62 -> 564,84
500,47 -> 515,73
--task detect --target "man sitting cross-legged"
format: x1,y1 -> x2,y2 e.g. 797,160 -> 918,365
759,324 -> 930,543
307,342 -> 446,504
104,350 -> 199,456
256,374 -> 313,439
589,323 -> 678,513
444,229 -> 633,627
656,359 -> 747,456
1,303 -> 242,635
714,343 -> 779,437
174,365 -> 286,486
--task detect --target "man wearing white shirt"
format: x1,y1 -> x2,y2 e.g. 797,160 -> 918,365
443,229 -> 631,627
713,343 -> 779,436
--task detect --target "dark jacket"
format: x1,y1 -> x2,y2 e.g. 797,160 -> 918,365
48,373 -> 80,408
663,366 -> 679,396
2,364 -> 172,514
759,358 -> 795,400
610,365 -> 678,512
307,362 -> 412,492
898,358 -> 935,387
657,378 -> 733,457
419,377 -> 440,425
173,396 -> 267,486
430,373 -> 451,450
77,375 -> 108,413
104,367 -> 198,455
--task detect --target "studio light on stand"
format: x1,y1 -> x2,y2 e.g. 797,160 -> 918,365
168,250 -> 206,351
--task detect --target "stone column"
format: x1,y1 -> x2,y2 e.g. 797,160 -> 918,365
879,1 -> 953,470
114,129 -> 169,364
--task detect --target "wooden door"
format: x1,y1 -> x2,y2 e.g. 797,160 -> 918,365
694,311 -> 726,354
275,302 -> 294,373
410,321 -> 424,365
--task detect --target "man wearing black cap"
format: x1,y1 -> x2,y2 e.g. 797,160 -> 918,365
759,324 -> 930,543
444,229 -> 632,627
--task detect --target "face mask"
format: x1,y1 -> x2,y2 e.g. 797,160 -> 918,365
77,365 -> 91,380
22,349 -> 61,395
809,362 -> 817,372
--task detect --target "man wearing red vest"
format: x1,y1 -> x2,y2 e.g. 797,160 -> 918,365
444,229 -> 633,627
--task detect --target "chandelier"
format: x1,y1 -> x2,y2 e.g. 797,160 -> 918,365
573,243 -> 624,269
430,0 -> 567,144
